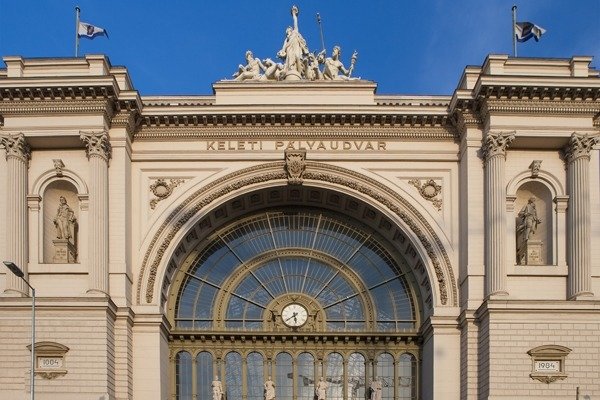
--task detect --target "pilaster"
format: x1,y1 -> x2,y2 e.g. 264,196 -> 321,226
482,132 -> 515,298
564,133 -> 599,299
0,133 -> 30,295
81,131 -> 111,295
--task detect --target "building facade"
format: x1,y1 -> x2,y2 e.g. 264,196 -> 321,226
0,50 -> 599,400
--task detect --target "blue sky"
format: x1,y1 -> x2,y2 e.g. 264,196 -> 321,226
1,0 -> 598,95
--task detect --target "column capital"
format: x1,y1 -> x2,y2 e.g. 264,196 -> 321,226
0,133 -> 31,162
482,131 -> 515,161
80,131 -> 112,161
564,132 -> 599,163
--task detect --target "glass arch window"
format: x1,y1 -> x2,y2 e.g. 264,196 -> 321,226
196,352 -> 213,400
348,353 -> 366,400
276,352 -> 293,400
175,351 -> 192,400
297,352 -> 315,400
175,211 -> 418,332
326,352 -> 344,400
398,353 -> 417,400
377,353 -> 395,400
225,352 -> 242,400
247,352 -> 264,400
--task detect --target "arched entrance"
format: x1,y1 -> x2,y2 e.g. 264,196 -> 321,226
163,185 -> 434,400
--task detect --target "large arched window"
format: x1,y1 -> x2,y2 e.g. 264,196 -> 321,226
196,352 -> 213,400
175,351 -> 192,400
247,352 -> 264,400
297,352 -> 315,400
326,352 -> 344,400
175,212 -> 418,332
398,353 -> 417,400
348,353 -> 366,400
377,353 -> 395,400
225,352 -> 243,400
276,352 -> 293,400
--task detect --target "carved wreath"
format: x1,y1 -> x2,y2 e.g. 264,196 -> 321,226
150,179 -> 185,209
408,179 -> 442,211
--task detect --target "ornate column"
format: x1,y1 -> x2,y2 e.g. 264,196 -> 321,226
482,132 -> 515,297
564,133 -> 599,299
1,133 -> 31,295
80,132 -> 111,294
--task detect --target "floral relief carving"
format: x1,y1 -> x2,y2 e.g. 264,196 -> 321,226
80,131 -> 111,161
408,179 -> 442,211
563,132 -> 599,163
481,131 -> 515,161
150,178 -> 185,209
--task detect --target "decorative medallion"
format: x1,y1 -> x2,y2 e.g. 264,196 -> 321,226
285,150 -> 306,185
409,179 -> 442,211
150,178 -> 185,209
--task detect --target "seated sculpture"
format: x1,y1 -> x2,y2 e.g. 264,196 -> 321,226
233,50 -> 266,81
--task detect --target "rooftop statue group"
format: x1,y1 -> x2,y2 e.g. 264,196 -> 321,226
232,6 -> 358,82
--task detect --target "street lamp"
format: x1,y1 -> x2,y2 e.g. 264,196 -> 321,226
3,261 -> 35,400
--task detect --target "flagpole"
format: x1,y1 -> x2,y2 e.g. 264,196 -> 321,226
75,6 -> 80,57
512,5 -> 517,57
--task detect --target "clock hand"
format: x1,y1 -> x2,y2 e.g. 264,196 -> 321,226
285,312 -> 298,322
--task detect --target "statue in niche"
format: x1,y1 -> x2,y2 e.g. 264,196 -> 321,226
516,196 -> 542,265
54,196 -> 77,242
264,376 -> 276,400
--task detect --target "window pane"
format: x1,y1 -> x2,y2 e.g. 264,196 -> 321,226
225,352 -> 242,400
326,353 -> 344,400
196,352 -> 213,400
348,353 -> 366,400
398,353 -> 417,400
247,352 -> 264,400
376,353 -> 394,400
297,352 -> 315,400
276,352 -> 293,400
176,351 -> 192,400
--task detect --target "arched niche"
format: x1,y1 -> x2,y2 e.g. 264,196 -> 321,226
514,181 -> 553,265
43,180 -> 79,263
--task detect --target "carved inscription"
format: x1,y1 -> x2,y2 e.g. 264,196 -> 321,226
204,140 -> 387,151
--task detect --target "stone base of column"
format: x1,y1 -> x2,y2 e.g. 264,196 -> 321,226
487,291 -> 509,300
52,239 -> 77,263
568,291 -> 594,301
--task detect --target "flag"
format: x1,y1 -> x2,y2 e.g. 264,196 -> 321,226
515,22 -> 546,42
78,22 -> 108,39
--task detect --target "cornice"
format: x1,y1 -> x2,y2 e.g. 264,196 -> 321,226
479,98 -> 600,118
135,125 -> 458,140
475,79 -> 600,101
0,82 -> 116,101
0,99 -> 114,116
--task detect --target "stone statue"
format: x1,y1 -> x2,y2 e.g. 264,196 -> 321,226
315,376 -> 328,400
264,376 -> 276,400
369,377 -> 382,400
517,196 -> 542,264
212,375 -> 224,400
277,6 -> 309,80
233,50 -> 267,81
53,196 -> 76,241
305,51 -> 324,81
322,46 -> 357,80
261,58 -> 284,81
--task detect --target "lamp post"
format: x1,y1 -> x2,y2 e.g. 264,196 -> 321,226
3,261 -> 35,400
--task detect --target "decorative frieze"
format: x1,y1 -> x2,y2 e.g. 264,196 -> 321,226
150,179 -> 185,209
408,179 -> 442,211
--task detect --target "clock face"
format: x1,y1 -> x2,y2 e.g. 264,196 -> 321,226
281,303 -> 308,327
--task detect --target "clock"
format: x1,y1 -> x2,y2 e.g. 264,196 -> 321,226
281,303 -> 308,327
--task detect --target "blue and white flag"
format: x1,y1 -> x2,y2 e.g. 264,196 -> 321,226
78,22 -> 108,39
515,22 -> 546,42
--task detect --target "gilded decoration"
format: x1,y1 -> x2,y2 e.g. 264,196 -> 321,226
150,178 -> 185,209
408,179 -> 442,211
139,162 -> 457,308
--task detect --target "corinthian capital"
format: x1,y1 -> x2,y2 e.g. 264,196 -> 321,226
482,132 -> 515,161
0,133 -> 31,162
80,131 -> 111,161
564,133 -> 599,163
